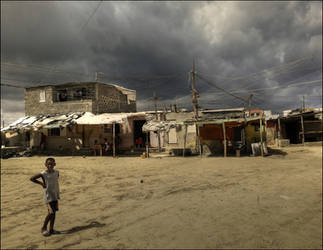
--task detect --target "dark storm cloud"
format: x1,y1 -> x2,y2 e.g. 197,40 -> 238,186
1,1 -> 322,124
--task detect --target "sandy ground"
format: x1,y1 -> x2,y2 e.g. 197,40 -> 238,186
1,144 -> 322,249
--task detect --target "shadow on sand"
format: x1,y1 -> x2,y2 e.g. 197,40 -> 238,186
267,147 -> 288,156
60,221 -> 105,234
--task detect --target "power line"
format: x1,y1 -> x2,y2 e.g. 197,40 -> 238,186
198,55 -> 314,82
38,1 -> 103,84
196,73 -> 248,103
2,62 -> 187,83
202,78 -> 322,96
197,55 -> 320,91
79,1 -> 103,32
1,62 -> 91,77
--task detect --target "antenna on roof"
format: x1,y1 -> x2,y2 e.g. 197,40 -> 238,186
95,72 -> 104,81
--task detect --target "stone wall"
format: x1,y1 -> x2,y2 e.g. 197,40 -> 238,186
94,84 -> 136,113
25,83 -> 136,116
25,87 -> 93,116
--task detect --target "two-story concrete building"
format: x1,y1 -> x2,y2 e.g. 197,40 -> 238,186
25,82 -> 136,116
2,82 -> 149,156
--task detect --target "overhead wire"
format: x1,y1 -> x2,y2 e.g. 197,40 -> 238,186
197,55 -> 320,91
198,55 -> 314,82
196,73 -> 248,103
201,78 -> 322,97
2,61 -> 187,86
38,1 -> 104,84
79,1 -> 103,32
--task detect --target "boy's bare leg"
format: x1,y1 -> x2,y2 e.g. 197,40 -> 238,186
42,214 -> 51,232
49,202 -> 59,233
42,203 -> 54,233
49,213 -> 56,232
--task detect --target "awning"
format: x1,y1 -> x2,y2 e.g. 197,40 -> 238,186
142,120 -> 177,132
75,112 -> 146,124
1,112 -> 146,132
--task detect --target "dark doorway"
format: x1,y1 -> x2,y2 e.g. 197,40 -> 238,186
284,120 -> 300,144
115,124 -> 120,135
25,131 -> 30,147
134,120 -> 146,148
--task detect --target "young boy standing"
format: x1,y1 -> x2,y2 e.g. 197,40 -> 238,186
30,158 -> 60,237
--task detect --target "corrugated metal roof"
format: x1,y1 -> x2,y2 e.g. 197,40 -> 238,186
1,112 -> 146,132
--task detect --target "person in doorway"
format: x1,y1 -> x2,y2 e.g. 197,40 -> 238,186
40,132 -> 47,150
135,138 -> 140,148
115,135 -> 121,154
103,138 -> 110,155
93,140 -> 102,156
137,137 -> 143,148
30,158 -> 60,237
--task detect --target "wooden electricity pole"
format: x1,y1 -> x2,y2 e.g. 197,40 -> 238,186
153,92 -> 158,120
300,114 -> 305,145
248,94 -> 253,117
153,92 -> 161,152
191,61 -> 199,120
191,60 -> 200,154
260,117 -> 264,157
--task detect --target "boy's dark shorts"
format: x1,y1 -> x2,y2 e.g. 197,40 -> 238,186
47,200 -> 58,214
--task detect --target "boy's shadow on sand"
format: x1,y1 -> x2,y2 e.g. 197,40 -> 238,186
60,221 -> 105,234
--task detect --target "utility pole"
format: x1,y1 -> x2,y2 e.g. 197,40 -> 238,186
163,103 -> 167,121
302,95 -> 305,111
191,60 -> 199,120
153,92 -> 161,152
153,92 -> 158,120
191,59 -> 200,154
248,94 -> 253,117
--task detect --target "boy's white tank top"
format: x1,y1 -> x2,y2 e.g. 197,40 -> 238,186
41,170 -> 60,203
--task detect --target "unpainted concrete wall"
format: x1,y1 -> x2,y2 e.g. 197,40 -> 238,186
25,87 -> 93,116
95,84 -> 136,113
265,120 -> 277,145
25,83 -> 136,116
164,124 -> 196,151
246,123 -> 264,152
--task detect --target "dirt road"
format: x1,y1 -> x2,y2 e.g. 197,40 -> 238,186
1,144 -> 322,249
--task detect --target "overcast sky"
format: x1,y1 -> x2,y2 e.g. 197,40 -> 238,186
1,1 -> 322,125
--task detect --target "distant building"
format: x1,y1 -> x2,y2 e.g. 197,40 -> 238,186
201,107 -> 246,119
266,108 -> 323,145
143,108 -> 266,157
1,82 -> 144,155
24,82 -> 136,116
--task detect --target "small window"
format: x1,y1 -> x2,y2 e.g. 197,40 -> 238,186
168,128 -> 178,143
73,89 -> 82,100
49,128 -> 60,136
39,90 -> 46,102
81,88 -> 87,97
58,90 -> 67,101
104,125 -> 112,133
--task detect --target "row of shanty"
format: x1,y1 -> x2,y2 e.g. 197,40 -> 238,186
1,108 -> 322,157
